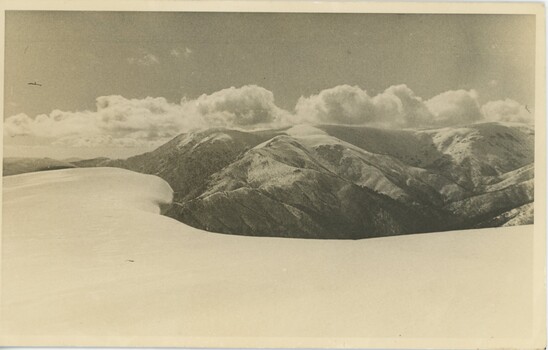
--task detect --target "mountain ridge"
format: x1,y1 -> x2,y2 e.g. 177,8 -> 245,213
4,121 -> 534,239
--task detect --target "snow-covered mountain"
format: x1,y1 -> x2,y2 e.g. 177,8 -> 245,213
4,122 -> 533,238
62,121 -> 531,239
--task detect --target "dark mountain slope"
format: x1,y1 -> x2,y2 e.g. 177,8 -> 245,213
39,122 -> 533,239
3,157 -> 76,176
103,128 -> 283,200
71,157 -> 110,168
317,122 -> 534,190
167,135 -> 448,238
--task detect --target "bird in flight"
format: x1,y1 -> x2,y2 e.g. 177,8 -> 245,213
525,105 -> 531,113
27,81 -> 42,86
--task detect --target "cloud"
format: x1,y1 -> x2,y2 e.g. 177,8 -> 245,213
294,85 -> 525,129
170,47 -> 193,59
295,85 -> 376,125
93,95 -> 187,138
4,111 -> 99,139
372,84 -> 433,127
186,85 -> 290,127
127,51 -> 160,66
52,135 -> 157,148
4,84 -> 533,150
5,96 -> 187,148
294,84 -> 433,128
4,113 -> 33,136
170,49 -> 180,57
488,79 -> 499,87
425,89 -> 483,127
481,99 -> 533,124
4,85 -> 290,148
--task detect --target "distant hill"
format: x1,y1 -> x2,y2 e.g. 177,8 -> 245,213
3,157 -> 76,176
70,157 -> 111,168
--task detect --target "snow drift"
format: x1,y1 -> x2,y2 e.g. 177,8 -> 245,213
0,168 -> 534,348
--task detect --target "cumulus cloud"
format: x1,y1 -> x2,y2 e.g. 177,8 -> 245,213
4,85 -> 289,148
425,89 -> 483,127
294,85 -> 529,129
481,99 -> 533,124
4,84 -> 533,150
295,85 -> 376,125
4,113 -> 33,136
5,96 -> 187,148
372,84 -> 433,127
93,95 -> 186,138
295,84 -> 433,128
187,85 -> 290,128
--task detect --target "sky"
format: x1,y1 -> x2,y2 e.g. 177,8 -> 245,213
4,11 -> 536,159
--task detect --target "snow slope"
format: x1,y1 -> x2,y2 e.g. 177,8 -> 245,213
1,168 -> 534,347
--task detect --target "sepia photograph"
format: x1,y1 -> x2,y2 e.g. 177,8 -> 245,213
0,1 -> 545,349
